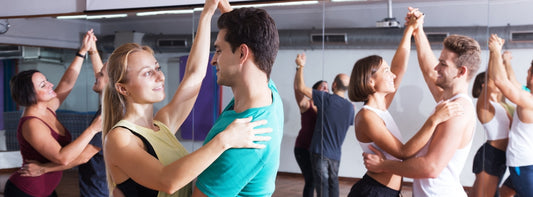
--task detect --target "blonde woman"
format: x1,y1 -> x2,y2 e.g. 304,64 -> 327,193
102,0 -> 270,196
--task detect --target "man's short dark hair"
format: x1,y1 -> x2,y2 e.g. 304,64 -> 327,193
312,80 -> 326,90
217,7 -> 279,78
10,69 -> 40,106
443,35 -> 481,80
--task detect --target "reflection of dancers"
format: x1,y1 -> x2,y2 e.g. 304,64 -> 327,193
295,52 -> 354,197
293,77 -> 328,197
18,30 -> 110,197
488,34 -> 533,197
5,29 -> 101,197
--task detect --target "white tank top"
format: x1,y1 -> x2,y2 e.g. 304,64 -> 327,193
506,110 -> 533,166
358,105 -> 403,161
412,94 -> 474,197
482,101 -> 511,140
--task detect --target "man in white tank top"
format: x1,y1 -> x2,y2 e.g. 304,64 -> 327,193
363,8 -> 480,197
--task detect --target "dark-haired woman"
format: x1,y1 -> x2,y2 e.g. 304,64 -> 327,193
470,68 -> 515,197
4,30 -> 102,197
346,9 -> 462,196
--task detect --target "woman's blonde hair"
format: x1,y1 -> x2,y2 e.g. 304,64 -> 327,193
101,43 -> 154,194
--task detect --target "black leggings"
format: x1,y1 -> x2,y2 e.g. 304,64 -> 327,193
4,180 -> 58,197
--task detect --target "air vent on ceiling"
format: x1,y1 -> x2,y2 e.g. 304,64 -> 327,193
0,46 -> 42,60
511,31 -> 533,42
426,32 -> 449,43
0,45 -> 21,59
311,33 -> 347,44
157,39 -> 188,47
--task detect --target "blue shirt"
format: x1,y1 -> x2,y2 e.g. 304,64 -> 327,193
78,108 -> 108,197
196,80 -> 284,196
310,90 -> 355,161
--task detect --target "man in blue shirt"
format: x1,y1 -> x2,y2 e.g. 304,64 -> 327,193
295,53 -> 355,197
194,1 -> 283,196
78,58 -> 108,197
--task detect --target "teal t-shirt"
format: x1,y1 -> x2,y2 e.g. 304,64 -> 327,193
196,80 -> 284,196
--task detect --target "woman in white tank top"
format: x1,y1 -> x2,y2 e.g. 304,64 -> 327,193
489,34 -> 533,197
470,69 -> 516,197
346,9 -> 463,196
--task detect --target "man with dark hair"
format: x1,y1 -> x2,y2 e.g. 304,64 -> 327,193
194,0 -> 283,196
363,8 -> 480,196
294,53 -> 355,197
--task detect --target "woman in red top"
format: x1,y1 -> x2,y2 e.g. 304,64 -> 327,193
4,30 -> 102,197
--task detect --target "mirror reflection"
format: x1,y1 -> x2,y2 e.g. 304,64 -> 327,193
1,0 -> 533,196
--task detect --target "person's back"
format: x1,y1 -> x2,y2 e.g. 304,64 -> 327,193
78,129 -> 107,197
306,73 -> 354,197
309,89 -> 354,160
196,80 -> 283,196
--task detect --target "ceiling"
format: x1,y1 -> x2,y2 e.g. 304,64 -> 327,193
2,0 -> 532,50
78,0 -> 533,35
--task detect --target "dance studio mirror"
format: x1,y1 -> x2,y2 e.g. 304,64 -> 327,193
2,0 -> 533,195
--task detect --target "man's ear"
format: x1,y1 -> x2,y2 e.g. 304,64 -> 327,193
115,82 -> 128,96
239,44 -> 250,65
458,66 -> 468,78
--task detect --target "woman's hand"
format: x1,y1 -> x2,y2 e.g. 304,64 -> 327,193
79,29 -> 94,55
219,117 -> 272,149
218,0 -> 233,13
295,53 -> 306,68
363,145 -> 386,173
406,7 -> 425,36
18,160 -> 46,177
488,34 -> 505,52
431,100 -> 464,124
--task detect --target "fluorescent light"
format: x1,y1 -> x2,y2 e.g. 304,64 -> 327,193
193,1 -> 319,11
57,14 -> 127,20
57,15 -> 87,20
86,14 -> 128,19
59,1 -> 319,19
232,1 -> 319,9
331,0 -> 368,2
137,10 -> 194,16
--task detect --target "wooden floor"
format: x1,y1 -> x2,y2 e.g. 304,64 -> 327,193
56,169 -> 414,197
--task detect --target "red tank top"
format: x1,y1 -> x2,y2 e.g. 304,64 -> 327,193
295,100 -> 317,149
9,109 -> 72,197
